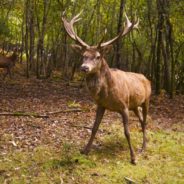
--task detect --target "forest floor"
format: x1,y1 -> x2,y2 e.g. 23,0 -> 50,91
0,75 -> 184,184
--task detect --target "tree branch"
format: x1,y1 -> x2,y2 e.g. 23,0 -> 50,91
0,112 -> 49,118
0,108 -> 85,118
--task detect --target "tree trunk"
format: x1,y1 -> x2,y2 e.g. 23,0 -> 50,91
161,36 -> 170,92
115,0 -> 125,69
29,0 -> 35,72
155,0 -> 164,95
25,0 -> 30,78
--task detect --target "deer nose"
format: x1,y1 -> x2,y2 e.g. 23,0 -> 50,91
80,65 -> 89,72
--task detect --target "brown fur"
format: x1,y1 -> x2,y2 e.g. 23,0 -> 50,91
86,60 -> 151,111
0,52 -> 17,79
62,13 -> 151,164
81,53 -> 151,164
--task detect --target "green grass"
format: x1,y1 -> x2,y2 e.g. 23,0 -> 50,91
0,124 -> 183,184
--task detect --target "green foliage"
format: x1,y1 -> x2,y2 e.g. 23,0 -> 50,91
0,18 -> 10,37
0,0 -> 183,93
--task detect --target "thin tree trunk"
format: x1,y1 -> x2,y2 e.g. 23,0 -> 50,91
155,0 -> 164,95
165,9 -> 174,98
115,0 -> 125,69
161,36 -> 170,92
20,11 -> 25,64
25,0 -> 30,78
29,0 -> 35,72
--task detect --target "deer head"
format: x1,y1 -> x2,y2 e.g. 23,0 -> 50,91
9,50 -> 18,65
62,12 -> 139,74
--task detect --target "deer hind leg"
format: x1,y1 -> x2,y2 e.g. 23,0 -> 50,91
80,105 -> 105,155
3,68 -> 9,79
121,109 -> 136,164
140,100 -> 149,152
134,107 -> 146,152
133,107 -> 143,123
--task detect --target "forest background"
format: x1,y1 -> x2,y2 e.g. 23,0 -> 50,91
0,0 -> 184,183
0,0 -> 183,96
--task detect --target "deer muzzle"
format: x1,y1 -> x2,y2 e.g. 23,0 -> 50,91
80,65 -> 90,73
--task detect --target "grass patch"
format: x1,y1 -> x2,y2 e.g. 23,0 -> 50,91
0,126 -> 183,184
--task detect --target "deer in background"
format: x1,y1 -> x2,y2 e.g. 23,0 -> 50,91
0,51 -> 18,79
62,12 -> 151,164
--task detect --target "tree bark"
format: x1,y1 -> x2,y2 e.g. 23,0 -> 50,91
155,0 -> 164,95
115,0 -> 125,69
25,0 -> 30,78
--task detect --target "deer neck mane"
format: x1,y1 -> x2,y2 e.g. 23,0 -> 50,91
9,53 -> 17,62
86,58 -> 111,81
85,58 -> 113,100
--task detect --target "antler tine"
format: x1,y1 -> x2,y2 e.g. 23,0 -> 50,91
97,28 -> 107,48
62,18 -> 75,40
62,11 -> 89,48
100,13 -> 139,48
124,12 -> 132,28
132,11 -> 139,29
71,11 -> 83,23
133,17 -> 139,29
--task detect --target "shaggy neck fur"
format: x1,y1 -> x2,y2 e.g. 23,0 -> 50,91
8,53 -> 17,64
85,58 -> 113,101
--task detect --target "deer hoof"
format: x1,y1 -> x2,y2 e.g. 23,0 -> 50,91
131,159 -> 137,165
138,147 -> 146,154
138,148 -> 144,154
80,149 -> 89,155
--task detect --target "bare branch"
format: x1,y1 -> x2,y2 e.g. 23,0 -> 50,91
0,108 -> 85,118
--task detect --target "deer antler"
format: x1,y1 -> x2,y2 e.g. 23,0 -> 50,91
97,29 -> 107,49
62,12 -> 90,48
99,13 -> 139,48
62,12 -> 139,49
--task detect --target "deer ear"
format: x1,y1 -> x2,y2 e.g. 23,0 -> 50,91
71,44 -> 83,54
100,45 -> 113,55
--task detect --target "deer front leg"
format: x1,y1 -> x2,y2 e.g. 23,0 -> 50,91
8,68 -> 12,79
121,109 -> 136,164
81,105 -> 105,155
4,67 -> 12,79
3,68 -> 9,79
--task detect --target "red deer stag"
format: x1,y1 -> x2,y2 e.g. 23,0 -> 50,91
62,13 -> 151,164
0,52 -> 18,79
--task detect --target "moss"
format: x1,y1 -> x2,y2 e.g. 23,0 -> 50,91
0,129 -> 183,184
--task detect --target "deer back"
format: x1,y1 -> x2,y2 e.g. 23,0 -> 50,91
0,53 -> 17,68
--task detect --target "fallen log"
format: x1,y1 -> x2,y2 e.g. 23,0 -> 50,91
0,112 -> 49,118
0,108 -> 85,118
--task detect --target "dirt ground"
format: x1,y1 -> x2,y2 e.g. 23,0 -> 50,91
0,77 -> 183,153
